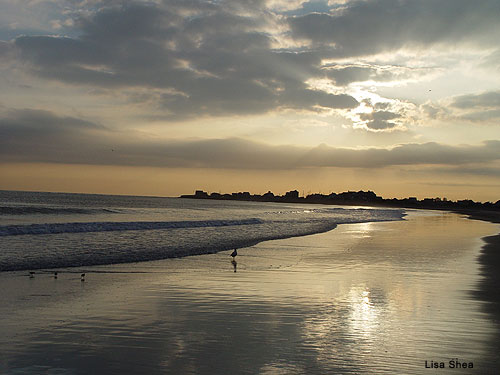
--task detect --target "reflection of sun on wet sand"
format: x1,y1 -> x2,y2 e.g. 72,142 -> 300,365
1,210 -> 499,374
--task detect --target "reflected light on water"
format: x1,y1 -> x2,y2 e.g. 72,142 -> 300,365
348,287 -> 379,338
348,222 -> 373,238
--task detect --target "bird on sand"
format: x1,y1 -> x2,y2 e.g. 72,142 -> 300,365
29,271 -> 35,278
53,272 -> 58,279
81,273 -> 86,282
231,249 -> 238,258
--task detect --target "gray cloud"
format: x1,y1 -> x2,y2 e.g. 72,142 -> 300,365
481,48 -> 500,71
0,108 -> 104,137
8,1 -> 358,119
0,108 -> 109,164
0,40 -> 15,65
420,91 -> 500,124
323,64 -> 431,86
289,0 -> 500,57
350,99 -> 415,132
3,0 -> 498,128
420,102 -> 449,120
451,91 -> 500,109
423,90 -> 500,123
0,40 -> 12,54
2,107 -> 499,169
424,166 -> 500,178
359,110 -> 400,130
459,109 -> 500,122
325,66 -> 374,86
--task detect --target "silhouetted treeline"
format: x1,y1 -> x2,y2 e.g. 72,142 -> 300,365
180,189 -> 500,211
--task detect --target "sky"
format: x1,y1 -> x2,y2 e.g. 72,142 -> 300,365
0,0 -> 499,201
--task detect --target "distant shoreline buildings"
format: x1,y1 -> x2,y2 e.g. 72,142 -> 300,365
180,189 -> 500,211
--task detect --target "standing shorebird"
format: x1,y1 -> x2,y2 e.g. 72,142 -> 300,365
231,249 -> 237,258
53,272 -> 58,279
81,273 -> 85,282
29,271 -> 35,278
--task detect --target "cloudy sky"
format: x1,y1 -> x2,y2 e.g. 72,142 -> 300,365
1,0 -> 499,200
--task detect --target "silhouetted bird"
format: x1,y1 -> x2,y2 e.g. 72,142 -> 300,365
53,272 -> 58,279
231,249 -> 237,258
29,271 -> 35,278
81,273 -> 85,282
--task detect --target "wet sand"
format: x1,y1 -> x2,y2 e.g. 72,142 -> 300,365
475,234 -> 500,317
1,210 -> 499,374
454,209 -> 500,316
459,209 -> 500,369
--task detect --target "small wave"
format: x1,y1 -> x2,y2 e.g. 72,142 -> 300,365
0,218 -> 264,237
0,205 -> 120,215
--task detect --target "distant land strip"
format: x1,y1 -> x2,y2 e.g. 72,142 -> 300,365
180,189 -> 500,212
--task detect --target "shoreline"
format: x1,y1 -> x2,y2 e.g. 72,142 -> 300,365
455,209 -> 500,311
474,234 -> 500,316
462,209 -> 500,350
0,207 -> 405,273
1,210 -> 499,373
455,209 -> 500,360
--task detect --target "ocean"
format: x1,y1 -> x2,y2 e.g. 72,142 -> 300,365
0,190 -> 404,272
2,191 -> 500,373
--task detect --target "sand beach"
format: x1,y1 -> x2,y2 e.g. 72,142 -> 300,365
1,209 -> 499,374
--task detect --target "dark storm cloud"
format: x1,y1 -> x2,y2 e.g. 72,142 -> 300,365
7,1 -> 358,118
289,0 -> 500,56
2,108 -> 499,169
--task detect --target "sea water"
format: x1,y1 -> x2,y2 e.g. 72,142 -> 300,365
0,190 -> 404,271
1,210 -> 499,374
1,191 -> 499,374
